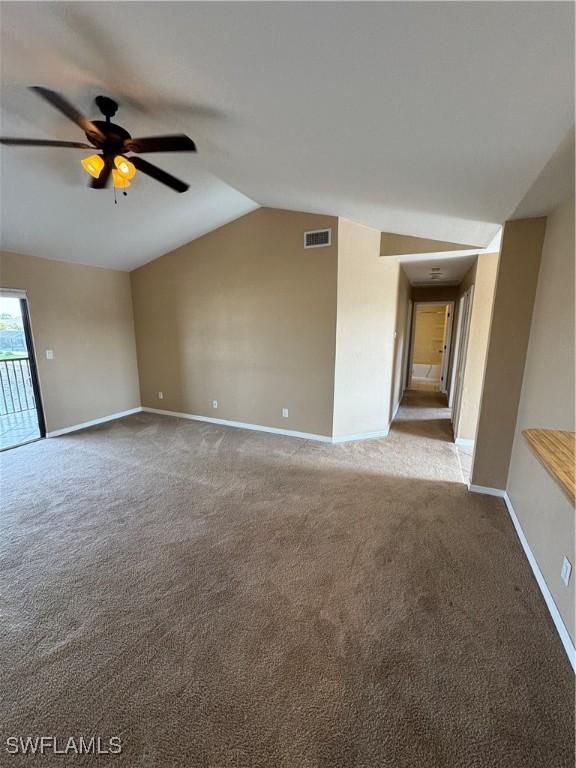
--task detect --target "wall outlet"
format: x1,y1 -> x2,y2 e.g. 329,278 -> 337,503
45,349 -> 54,360
158,391 -> 164,400
212,400 -> 218,409
282,408 -> 289,418
561,557 -> 572,587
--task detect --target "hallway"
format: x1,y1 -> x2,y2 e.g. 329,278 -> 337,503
393,389 -> 454,442
391,388 -> 472,485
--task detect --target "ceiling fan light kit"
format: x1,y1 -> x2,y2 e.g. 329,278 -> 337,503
80,154 -> 105,179
111,169 -> 131,189
114,155 -> 136,180
0,87 -> 197,196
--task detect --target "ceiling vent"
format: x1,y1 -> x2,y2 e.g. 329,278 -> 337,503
304,228 -> 331,249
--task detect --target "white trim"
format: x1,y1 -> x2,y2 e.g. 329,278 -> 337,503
143,407 -> 391,444
439,302 -> 454,394
332,428 -> 389,443
0,287 -> 27,299
45,405 -> 392,445
467,483 -> 506,497
468,483 -> 576,671
143,407 -> 333,442
46,407 -> 143,437
503,491 -> 576,672
455,437 -> 474,448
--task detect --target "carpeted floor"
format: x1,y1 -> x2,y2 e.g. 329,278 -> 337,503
1,391 -> 573,767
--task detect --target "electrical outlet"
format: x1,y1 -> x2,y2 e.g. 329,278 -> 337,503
282,408 -> 289,418
45,350 -> 54,360
561,557 -> 572,587
212,400 -> 218,409
158,391 -> 163,400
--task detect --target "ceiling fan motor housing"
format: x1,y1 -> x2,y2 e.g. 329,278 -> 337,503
90,120 -> 131,154
95,95 -> 118,120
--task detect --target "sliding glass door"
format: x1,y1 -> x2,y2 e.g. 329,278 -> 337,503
0,293 -> 45,450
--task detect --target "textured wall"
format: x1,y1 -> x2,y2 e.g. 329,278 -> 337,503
333,219 -> 401,437
131,208 -> 338,437
0,251 -> 140,432
472,218 -> 547,488
506,196 -> 575,641
455,253 -> 499,441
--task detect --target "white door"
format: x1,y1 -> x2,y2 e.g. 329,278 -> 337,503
439,304 -> 454,394
452,286 -> 474,432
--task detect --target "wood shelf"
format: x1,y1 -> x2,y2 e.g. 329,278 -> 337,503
522,429 -> 575,505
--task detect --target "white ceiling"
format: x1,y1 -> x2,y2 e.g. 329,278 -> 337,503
1,2 -> 573,271
400,255 -> 478,287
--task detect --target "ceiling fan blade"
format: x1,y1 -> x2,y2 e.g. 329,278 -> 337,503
90,158 -> 113,189
124,134 -> 196,154
0,137 -> 92,148
130,156 -> 189,192
30,86 -> 105,144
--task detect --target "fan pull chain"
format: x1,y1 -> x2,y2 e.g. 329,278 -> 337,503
114,185 -> 117,205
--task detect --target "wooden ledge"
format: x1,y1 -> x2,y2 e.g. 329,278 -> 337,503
522,429 -> 575,505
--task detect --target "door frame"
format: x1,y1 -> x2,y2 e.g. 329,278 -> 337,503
448,296 -> 464,409
407,301 -> 455,393
451,285 -> 474,433
0,288 -> 46,446
20,297 -> 46,438
402,299 -> 413,392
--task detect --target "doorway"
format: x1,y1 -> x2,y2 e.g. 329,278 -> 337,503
407,302 -> 454,393
0,293 -> 45,450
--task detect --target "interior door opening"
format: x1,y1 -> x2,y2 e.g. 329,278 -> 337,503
0,293 -> 45,450
407,302 -> 454,394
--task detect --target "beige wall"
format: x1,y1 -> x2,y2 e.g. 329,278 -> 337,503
333,219 -> 400,436
380,232 -> 477,257
131,208 -> 338,437
455,252 -> 499,441
471,218 -> 547,488
506,196 -> 575,641
411,285 -> 459,303
0,251 -> 140,433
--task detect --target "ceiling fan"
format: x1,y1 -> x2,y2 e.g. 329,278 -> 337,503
0,87 -> 197,193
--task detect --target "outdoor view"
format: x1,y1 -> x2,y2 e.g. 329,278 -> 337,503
0,296 -> 40,449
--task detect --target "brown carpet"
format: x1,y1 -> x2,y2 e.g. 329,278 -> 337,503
1,391 -> 573,767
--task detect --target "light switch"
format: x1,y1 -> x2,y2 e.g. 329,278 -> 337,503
561,557 -> 572,587
45,350 -> 54,360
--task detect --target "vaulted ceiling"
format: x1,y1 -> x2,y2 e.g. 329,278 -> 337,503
1,2 -> 573,270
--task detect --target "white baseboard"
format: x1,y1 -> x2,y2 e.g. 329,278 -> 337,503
142,407 -> 333,443
504,491 -> 576,672
46,407 -> 143,437
468,483 -> 506,497
455,437 -> 474,448
468,483 -> 575,671
332,427 -> 389,443
45,404 -> 391,445
143,407 -> 390,444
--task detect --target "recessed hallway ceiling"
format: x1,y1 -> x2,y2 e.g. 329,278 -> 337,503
1,2 -> 573,270
401,254 -> 477,286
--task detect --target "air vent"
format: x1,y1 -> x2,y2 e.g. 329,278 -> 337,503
304,228 -> 331,249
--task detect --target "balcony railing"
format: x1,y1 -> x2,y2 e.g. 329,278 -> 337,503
0,358 -> 36,416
